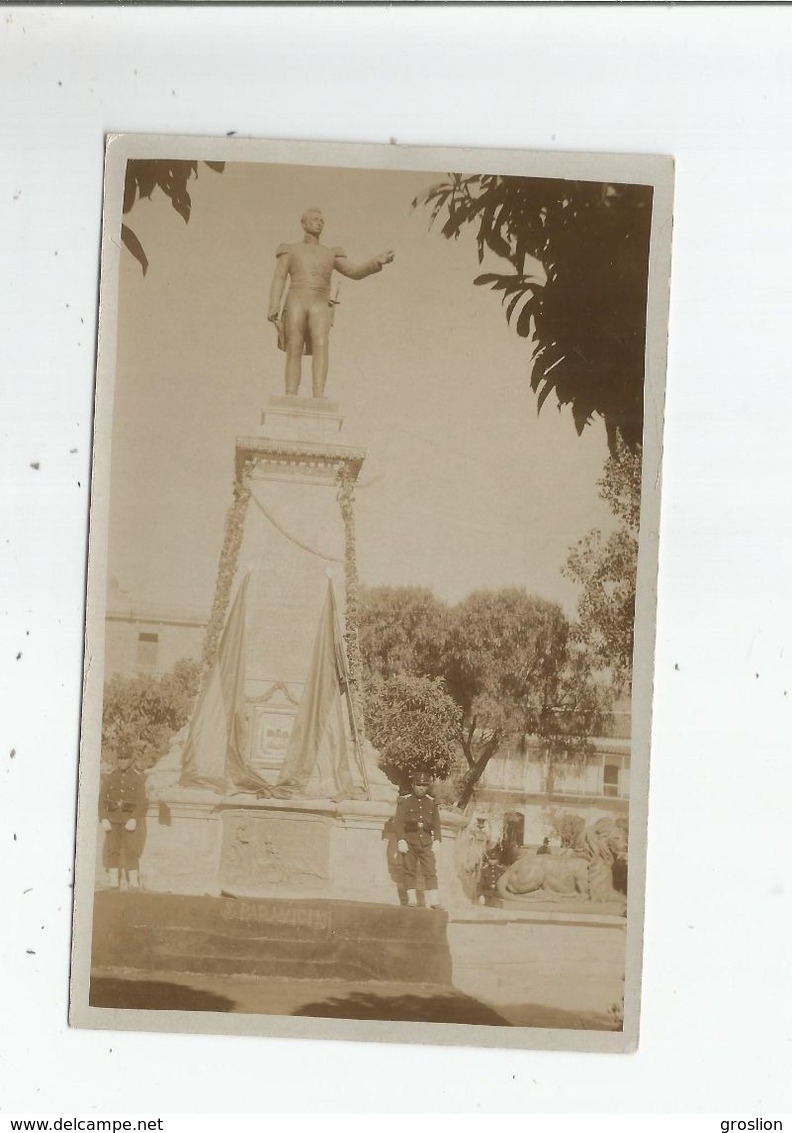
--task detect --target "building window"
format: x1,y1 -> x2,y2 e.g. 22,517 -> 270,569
137,631 -> 159,669
603,761 -> 620,798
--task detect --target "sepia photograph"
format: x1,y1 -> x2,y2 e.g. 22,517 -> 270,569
70,135 -> 672,1053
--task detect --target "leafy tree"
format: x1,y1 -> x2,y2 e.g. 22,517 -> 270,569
364,673 -> 462,790
444,589 -> 607,807
534,644 -> 613,796
359,585 -> 608,808
414,174 -> 652,452
121,159 -> 225,275
358,585 -> 447,680
564,439 -> 641,689
102,658 -> 201,769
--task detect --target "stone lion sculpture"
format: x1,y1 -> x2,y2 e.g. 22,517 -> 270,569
495,817 -> 628,904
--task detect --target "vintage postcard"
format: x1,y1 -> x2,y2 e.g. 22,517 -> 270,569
70,135 -> 673,1052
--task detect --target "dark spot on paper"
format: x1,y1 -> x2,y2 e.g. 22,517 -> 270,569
674,663 -> 679,671
23,888 -> 32,894
226,130 -> 236,136
30,462 -> 39,470
70,448 -> 77,454
10,749 -> 15,759
26,950 -> 36,955
16,652 -> 22,660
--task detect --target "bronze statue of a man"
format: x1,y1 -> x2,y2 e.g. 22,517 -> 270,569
267,207 -> 394,398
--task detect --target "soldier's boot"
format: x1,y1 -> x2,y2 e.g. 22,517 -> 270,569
427,890 -> 445,910
108,868 -> 120,889
405,889 -> 418,908
127,870 -> 140,889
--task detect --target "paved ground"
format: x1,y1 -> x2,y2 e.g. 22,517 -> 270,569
89,964 -> 619,1031
88,895 -> 624,1032
89,968 -> 511,1026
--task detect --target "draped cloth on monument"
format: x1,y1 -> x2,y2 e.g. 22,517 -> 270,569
273,579 -> 367,801
180,570 -> 272,795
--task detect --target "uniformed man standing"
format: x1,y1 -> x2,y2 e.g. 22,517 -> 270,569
99,747 -> 147,889
394,772 -> 443,909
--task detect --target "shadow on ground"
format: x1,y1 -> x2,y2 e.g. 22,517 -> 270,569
292,989 -> 509,1025
88,975 -> 619,1031
90,977 -> 235,1013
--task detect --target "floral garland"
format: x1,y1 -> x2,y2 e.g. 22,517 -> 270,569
336,461 -> 365,737
200,476 -> 251,673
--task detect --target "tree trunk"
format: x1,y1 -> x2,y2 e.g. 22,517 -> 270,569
455,735 -> 501,809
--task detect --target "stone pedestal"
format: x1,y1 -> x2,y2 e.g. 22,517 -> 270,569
231,396 -> 365,782
98,793 -> 469,908
117,394 -> 472,913
259,395 -> 344,444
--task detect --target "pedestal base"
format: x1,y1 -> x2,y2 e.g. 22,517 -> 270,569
259,395 -> 344,444
96,792 -> 468,908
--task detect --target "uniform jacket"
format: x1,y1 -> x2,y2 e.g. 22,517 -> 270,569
394,793 -> 442,848
99,767 -> 147,823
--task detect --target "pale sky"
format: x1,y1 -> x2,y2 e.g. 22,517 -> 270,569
107,159 -> 616,616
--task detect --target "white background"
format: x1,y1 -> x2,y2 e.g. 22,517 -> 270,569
2,5 -> 791,1116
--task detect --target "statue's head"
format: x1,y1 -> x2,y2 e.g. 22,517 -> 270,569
300,207 -> 324,237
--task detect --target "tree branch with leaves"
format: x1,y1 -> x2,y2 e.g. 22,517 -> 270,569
414,173 -> 653,452
121,158 -> 225,275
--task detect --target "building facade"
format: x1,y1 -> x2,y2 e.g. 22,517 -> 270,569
104,578 -> 208,679
472,700 -> 631,849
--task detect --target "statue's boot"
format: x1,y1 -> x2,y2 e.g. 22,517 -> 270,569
426,890 -> 445,910
108,868 -> 120,889
405,889 -> 418,908
127,870 -> 140,890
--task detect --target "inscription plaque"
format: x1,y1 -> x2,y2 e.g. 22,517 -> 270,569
219,810 -> 331,893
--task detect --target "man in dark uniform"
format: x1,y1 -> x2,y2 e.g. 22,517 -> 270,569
99,747 -> 147,889
394,772 -> 443,909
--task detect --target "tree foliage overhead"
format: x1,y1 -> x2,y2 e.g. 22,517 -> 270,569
564,439 -> 641,689
414,174 -> 653,452
121,159 -> 225,275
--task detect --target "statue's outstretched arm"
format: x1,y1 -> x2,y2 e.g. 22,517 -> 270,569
268,254 -> 289,321
334,249 -> 394,281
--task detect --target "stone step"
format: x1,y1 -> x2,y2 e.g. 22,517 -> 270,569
148,927 -> 426,981
92,890 -> 452,985
133,951 -> 378,982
